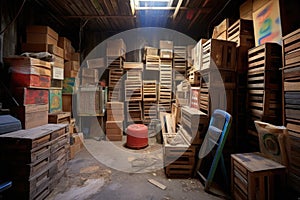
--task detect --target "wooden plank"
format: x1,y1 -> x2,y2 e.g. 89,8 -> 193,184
148,179 -> 166,190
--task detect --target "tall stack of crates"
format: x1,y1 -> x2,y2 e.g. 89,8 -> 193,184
107,39 -> 126,102
282,28 -> 300,193
246,43 -> 282,151
106,102 -> 124,141
227,19 -> 255,151
5,57 -> 51,129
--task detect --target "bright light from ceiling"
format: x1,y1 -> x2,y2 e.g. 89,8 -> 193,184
130,0 -> 174,14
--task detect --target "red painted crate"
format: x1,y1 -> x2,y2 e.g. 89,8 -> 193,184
13,87 -> 49,105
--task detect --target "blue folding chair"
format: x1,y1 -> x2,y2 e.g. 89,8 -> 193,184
195,109 -> 232,193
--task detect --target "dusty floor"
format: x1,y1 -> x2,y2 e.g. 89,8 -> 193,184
46,137 -> 226,200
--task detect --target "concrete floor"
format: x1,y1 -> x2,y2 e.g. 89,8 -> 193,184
46,137 -> 226,200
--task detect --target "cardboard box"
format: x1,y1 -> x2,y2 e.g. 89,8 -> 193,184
253,0 -> 282,46
26,25 -> 58,40
52,66 -> 64,80
87,58 -> 105,69
49,89 -> 62,113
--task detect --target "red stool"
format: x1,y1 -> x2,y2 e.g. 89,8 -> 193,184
126,124 -> 148,149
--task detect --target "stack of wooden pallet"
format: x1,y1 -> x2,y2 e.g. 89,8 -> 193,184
282,28 -> 300,193
227,19 -> 255,151
247,43 -> 282,150
143,80 -> 158,123
106,102 -> 124,141
0,124 -> 69,200
159,59 -> 173,112
145,55 -> 160,71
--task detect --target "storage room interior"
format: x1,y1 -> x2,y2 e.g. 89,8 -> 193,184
0,0 -> 300,199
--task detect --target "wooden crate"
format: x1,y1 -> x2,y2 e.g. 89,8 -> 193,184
106,39 -> 126,58
227,19 -> 254,47
10,68 -> 51,88
231,153 -> 286,200
106,102 -> 124,121
173,46 -> 187,72
109,68 -> 123,88
143,102 -> 158,123
192,39 -> 208,71
144,46 -> 158,57
212,18 -> 234,40
107,56 -> 124,68
282,28 -> 300,67
13,87 -> 49,105
125,80 -> 142,101
158,102 -> 172,113
77,86 -> 105,116
62,94 -> 72,113
143,80 -> 157,101
126,101 -> 142,122
106,121 -> 123,141
201,70 -> 236,89
146,55 -> 160,70
62,77 -> 78,94
48,112 -> 71,124
163,132 -> 196,178
180,106 -> 208,144
13,104 -> 49,129
126,70 -> 142,81
108,87 -> 122,102
123,62 -> 143,70
48,88 -> 62,113
286,132 -> 300,193
201,39 -> 237,72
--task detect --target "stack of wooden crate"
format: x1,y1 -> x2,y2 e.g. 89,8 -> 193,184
123,62 -> 143,124
199,39 -> 237,117
212,18 -> 234,40
227,19 -> 255,151
159,59 -> 173,112
107,39 -> 126,102
173,46 -> 187,81
145,55 -> 160,70
246,43 -> 282,150
143,80 -> 158,123
106,102 -> 124,141
0,124 -> 69,200
282,28 -> 300,193
5,57 -> 51,129
80,68 -> 99,86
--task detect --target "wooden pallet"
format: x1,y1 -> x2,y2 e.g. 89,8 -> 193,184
125,80 -> 142,101
108,68 -> 123,88
163,132 -> 196,178
282,28 -> 300,67
146,55 -> 160,70
227,19 -> 254,47
201,39 -> 236,72
143,80 -> 157,101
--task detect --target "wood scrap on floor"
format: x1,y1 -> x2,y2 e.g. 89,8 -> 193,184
148,179 -> 167,190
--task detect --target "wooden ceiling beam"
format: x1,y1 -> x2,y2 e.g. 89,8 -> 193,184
188,7 -> 212,30
64,15 -> 136,19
